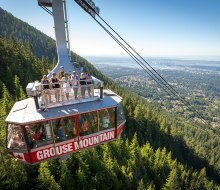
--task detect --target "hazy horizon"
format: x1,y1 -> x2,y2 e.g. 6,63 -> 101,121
84,55 -> 220,62
0,0 -> 220,58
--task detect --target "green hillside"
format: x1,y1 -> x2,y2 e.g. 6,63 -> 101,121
0,7 -> 220,190
0,7 -> 56,62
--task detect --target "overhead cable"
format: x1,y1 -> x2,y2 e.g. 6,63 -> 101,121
75,1 -> 208,125
93,16 -> 207,124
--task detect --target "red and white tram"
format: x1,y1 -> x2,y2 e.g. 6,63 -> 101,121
6,88 -> 125,164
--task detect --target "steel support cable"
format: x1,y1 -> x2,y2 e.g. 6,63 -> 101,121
97,15 -> 201,109
93,18 -> 173,96
74,3 -> 201,116
94,18 -> 191,108
98,15 -> 183,96
39,3 -> 53,16
95,17 -> 194,114
94,16 -> 207,124
95,19 -> 207,123
93,18 -> 177,96
73,2 -> 207,124
75,1 -> 177,97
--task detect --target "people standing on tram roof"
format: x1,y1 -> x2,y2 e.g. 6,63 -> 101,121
61,72 -> 71,101
71,71 -> 79,99
41,75 -> 51,105
50,72 -> 60,102
80,72 -> 87,98
58,66 -> 65,80
85,70 -> 93,97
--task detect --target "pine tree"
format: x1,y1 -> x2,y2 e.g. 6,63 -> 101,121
0,83 -> 13,117
0,153 -> 28,189
0,80 -> 3,99
59,161 -> 75,189
162,167 -> 181,190
130,133 -> 139,160
37,162 -> 61,190
137,178 -> 147,190
146,182 -> 156,190
14,75 -> 26,101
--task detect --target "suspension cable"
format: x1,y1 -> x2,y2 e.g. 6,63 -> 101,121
95,18 -> 207,124
74,1 -> 208,125
93,19 -> 173,96
95,15 -> 206,121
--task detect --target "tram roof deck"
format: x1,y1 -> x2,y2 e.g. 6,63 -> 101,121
6,89 -> 122,125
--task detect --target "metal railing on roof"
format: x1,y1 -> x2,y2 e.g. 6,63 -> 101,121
36,79 -> 98,108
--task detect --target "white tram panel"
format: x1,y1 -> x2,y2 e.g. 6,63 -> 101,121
6,90 -> 122,125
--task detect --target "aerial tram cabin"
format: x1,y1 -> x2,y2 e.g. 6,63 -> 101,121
6,86 -> 125,164
5,0 -> 126,164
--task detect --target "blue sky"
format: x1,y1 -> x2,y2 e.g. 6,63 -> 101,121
0,0 -> 220,59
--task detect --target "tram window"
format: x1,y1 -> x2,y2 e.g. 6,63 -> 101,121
99,108 -> 115,131
79,111 -> 98,136
117,104 -> 125,126
7,124 -> 27,150
25,122 -> 53,148
91,112 -> 99,133
52,116 -> 76,142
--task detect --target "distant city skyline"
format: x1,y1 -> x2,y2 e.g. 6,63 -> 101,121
0,0 -> 220,60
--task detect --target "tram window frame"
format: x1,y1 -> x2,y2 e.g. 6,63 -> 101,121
52,115 -> 77,143
24,121 -> 53,149
117,104 -> 125,127
6,123 -> 27,150
98,107 -> 116,131
78,111 -> 99,136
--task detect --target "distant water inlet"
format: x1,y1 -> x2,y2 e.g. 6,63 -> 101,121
86,56 -> 220,72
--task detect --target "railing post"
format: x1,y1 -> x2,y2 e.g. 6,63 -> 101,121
33,90 -> 40,110
100,81 -> 103,99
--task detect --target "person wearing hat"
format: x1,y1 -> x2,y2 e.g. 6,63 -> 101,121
71,71 -> 79,99
58,66 -> 65,80
50,72 -> 60,102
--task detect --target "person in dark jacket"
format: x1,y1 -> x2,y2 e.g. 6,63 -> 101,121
50,72 -> 60,102
80,73 -> 87,98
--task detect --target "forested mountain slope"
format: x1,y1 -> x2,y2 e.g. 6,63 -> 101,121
0,37 -> 52,98
0,7 -> 220,190
0,7 -> 56,62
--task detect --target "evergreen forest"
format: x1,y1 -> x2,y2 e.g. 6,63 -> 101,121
0,6 -> 220,190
